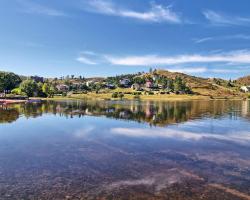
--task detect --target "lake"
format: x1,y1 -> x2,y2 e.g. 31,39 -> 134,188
0,99 -> 250,200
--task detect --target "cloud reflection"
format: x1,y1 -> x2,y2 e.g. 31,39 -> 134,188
110,125 -> 250,145
74,126 -> 95,138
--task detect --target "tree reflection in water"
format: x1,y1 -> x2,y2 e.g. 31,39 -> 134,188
0,100 -> 249,126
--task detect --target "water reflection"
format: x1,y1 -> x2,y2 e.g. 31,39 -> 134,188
0,100 -> 249,126
0,100 -> 250,200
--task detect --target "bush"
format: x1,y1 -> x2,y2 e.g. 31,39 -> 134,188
118,93 -> 124,99
11,88 -> 21,95
112,92 -> 118,98
133,92 -> 142,95
62,92 -> 67,97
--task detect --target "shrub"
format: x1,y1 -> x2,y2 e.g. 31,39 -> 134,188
133,92 -> 141,95
118,93 -> 124,99
11,88 -> 21,95
62,92 -> 67,97
112,92 -> 118,98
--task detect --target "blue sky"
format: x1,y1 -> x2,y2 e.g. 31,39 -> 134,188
0,0 -> 250,79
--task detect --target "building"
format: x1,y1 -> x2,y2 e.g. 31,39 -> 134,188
131,83 -> 141,91
240,86 -> 250,93
119,79 -> 131,87
106,83 -> 116,89
56,84 -> 69,92
145,80 -> 153,88
86,81 -> 94,87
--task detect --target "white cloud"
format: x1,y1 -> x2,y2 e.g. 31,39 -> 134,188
77,56 -> 97,65
76,51 -> 101,65
168,67 -> 207,74
168,67 -> 243,74
83,0 -> 182,24
193,37 -> 213,44
210,69 -> 240,73
203,10 -> 250,26
17,0 -> 66,17
76,50 -> 250,74
105,50 -> 250,66
194,34 -> 250,44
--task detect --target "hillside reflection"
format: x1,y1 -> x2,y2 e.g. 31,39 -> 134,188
0,100 -> 249,125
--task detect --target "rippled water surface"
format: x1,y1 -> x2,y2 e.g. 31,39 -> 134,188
0,100 -> 250,200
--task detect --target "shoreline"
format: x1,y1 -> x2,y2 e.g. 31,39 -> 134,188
42,93 -> 247,102
0,99 -> 27,104
1,94 -> 247,104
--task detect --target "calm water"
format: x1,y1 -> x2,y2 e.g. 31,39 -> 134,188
0,100 -> 250,200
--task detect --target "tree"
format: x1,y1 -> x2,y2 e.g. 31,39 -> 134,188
94,83 -> 102,93
42,83 -> 55,98
133,76 -> 145,85
0,72 -> 22,92
11,88 -> 22,95
37,82 -> 46,97
167,79 -> 174,91
20,79 -> 38,97
173,77 -> 191,94
227,78 -> 233,87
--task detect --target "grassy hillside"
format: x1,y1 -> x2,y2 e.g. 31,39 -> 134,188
237,75 -> 250,85
143,70 -> 242,97
1,69 -> 248,99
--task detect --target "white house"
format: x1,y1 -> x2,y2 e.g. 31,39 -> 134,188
86,81 -> 94,87
240,86 -> 250,93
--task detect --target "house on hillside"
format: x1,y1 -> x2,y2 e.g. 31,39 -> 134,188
56,84 -> 69,92
86,81 -> 94,87
131,83 -> 141,91
240,86 -> 250,93
145,80 -> 153,88
119,79 -> 131,87
106,83 -> 116,89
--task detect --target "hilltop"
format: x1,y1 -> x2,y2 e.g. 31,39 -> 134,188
135,70 -> 243,97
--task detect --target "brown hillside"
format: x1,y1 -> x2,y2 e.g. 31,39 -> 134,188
150,70 -> 241,97
237,75 -> 250,85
